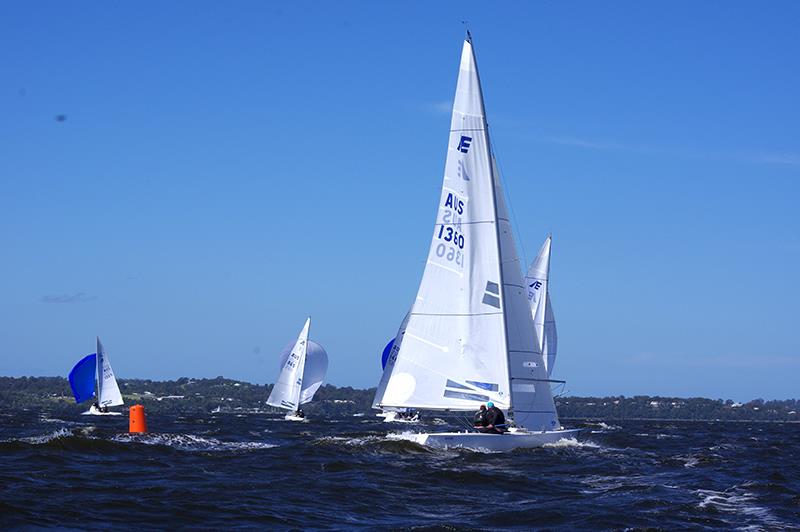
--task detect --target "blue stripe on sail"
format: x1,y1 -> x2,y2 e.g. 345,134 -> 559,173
68,354 -> 97,404
445,379 -> 471,390
466,380 -> 499,392
443,390 -> 490,403
381,338 -> 395,370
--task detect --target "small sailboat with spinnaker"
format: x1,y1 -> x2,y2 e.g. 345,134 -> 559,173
266,317 -> 328,421
372,34 -> 579,451
68,337 -> 124,416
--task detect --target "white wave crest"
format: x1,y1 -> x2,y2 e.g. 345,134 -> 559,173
15,428 -> 74,444
543,437 -> 601,449
111,433 -> 277,452
696,487 -> 786,528
315,435 -> 384,447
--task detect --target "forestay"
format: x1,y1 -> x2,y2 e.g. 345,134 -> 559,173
267,318 -> 310,411
525,236 -> 558,377
96,337 -> 124,407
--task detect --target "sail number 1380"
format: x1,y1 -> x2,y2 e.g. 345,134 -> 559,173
437,225 -> 465,249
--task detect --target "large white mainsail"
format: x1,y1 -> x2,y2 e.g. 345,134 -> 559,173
374,36 -> 560,433
267,318 -> 310,411
525,236 -> 558,377
96,337 -> 124,407
374,37 -> 509,412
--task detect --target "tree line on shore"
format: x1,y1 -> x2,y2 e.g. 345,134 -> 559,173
1,376 -> 797,421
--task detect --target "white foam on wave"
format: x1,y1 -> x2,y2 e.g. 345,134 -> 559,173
696,486 -> 785,529
315,435 -> 385,447
13,427 -> 74,444
111,433 -> 277,452
584,421 -> 621,431
543,437 -> 601,450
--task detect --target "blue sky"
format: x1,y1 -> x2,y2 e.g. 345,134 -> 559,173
1,2 -> 798,400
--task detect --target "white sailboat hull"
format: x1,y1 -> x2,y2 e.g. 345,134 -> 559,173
394,428 -> 581,451
284,414 -> 308,422
82,404 -> 122,416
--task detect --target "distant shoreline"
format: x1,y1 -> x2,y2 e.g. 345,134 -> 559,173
2,376 -> 797,422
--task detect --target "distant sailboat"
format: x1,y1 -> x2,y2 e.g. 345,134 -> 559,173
372,34 -> 578,450
525,235 -> 558,378
266,318 -> 328,421
68,337 -> 124,416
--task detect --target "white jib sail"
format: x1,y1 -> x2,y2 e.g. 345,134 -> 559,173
96,337 -> 124,407
267,318 -> 310,411
375,38 -> 511,412
525,236 -> 558,377
492,159 -> 560,431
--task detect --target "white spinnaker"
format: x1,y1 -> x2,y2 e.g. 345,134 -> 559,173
96,337 -> 124,407
279,339 -> 328,404
375,39 -> 510,412
525,236 -> 558,377
493,160 -> 559,431
267,318 -> 310,411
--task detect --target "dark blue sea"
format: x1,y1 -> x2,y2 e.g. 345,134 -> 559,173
1,409 -> 798,530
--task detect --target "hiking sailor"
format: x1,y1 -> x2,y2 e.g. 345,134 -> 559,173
473,404 -> 488,429
474,401 -> 506,434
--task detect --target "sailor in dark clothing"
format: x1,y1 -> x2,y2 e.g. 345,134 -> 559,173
473,404 -> 488,429
295,409 -> 305,418
483,402 -> 507,434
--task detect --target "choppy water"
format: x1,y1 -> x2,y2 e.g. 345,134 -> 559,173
1,410 -> 798,530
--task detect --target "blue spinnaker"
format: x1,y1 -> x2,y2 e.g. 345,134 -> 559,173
69,354 -> 97,404
381,338 -> 395,370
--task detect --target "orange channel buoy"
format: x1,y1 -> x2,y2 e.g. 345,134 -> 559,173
129,404 -> 147,433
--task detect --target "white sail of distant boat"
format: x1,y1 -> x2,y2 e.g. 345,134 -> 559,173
69,336 -> 124,416
96,337 -> 124,408
525,236 -> 558,377
373,33 -> 578,450
267,318 -> 328,421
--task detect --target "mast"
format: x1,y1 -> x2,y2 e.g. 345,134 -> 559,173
95,336 -> 101,404
467,34 -> 515,416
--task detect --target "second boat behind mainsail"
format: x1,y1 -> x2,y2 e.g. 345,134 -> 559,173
525,236 -> 558,378
266,317 -> 328,421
